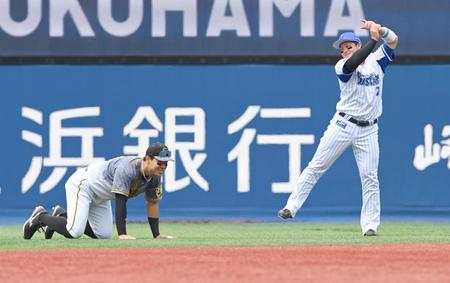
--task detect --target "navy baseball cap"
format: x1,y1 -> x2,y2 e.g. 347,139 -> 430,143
146,143 -> 174,162
332,32 -> 362,49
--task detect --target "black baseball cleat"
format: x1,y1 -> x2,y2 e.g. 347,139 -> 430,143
23,206 -> 48,240
278,208 -> 293,220
44,205 -> 67,239
364,229 -> 377,236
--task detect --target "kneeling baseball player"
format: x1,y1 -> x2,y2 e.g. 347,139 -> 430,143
23,143 -> 175,240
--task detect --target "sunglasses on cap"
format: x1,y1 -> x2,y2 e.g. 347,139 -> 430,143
152,148 -> 174,162
158,149 -> 171,158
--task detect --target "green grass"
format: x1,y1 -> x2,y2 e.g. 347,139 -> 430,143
1,222 -> 450,250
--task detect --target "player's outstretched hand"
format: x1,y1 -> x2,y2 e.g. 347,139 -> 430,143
361,19 -> 381,41
155,234 -> 176,240
119,234 -> 137,240
361,19 -> 376,30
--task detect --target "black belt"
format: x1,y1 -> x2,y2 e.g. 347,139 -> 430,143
338,112 -> 377,127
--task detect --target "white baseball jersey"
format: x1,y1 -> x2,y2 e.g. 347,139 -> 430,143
335,43 -> 395,120
283,43 -> 395,234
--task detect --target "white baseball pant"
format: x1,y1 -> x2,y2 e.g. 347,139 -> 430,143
64,169 -> 113,239
284,113 -> 380,233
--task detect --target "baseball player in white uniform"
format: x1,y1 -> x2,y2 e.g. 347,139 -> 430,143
278,20 -> 399,236
23,143 -> 175,240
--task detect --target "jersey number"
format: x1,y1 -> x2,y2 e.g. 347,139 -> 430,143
375,86 -> 380,96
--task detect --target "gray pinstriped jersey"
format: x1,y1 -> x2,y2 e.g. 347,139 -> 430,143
83,156 -> 161,202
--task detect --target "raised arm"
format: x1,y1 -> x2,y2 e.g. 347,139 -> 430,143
364,19 -> 398,49
379,25 -> 399,49
343,20 -> 381,74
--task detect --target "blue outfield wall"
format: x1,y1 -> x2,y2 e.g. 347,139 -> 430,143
1,0 -> 449,56
0,65 -> 449,214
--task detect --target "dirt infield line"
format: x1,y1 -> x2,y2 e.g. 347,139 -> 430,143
1,244 -> 449,283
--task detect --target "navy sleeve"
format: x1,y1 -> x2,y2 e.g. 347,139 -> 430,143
343,39 -> 378,73
115,193 -> 128,235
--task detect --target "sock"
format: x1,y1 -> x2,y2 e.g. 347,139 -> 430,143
84,221 -> 97,239
39,214 -> 73,238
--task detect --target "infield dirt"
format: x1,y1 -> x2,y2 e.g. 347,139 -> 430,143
1,244 -> 449,283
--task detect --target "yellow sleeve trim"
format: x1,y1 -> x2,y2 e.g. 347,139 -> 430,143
111,188 -> 129,197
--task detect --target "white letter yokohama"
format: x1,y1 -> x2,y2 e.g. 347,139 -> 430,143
0,0 -> 41,36
49,0 -> 94,37
324,0 -> 367,36
152,0 -> 197,37
98,0 -> 143,37
207,0 -> 250,37
259,0 -> 314,37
